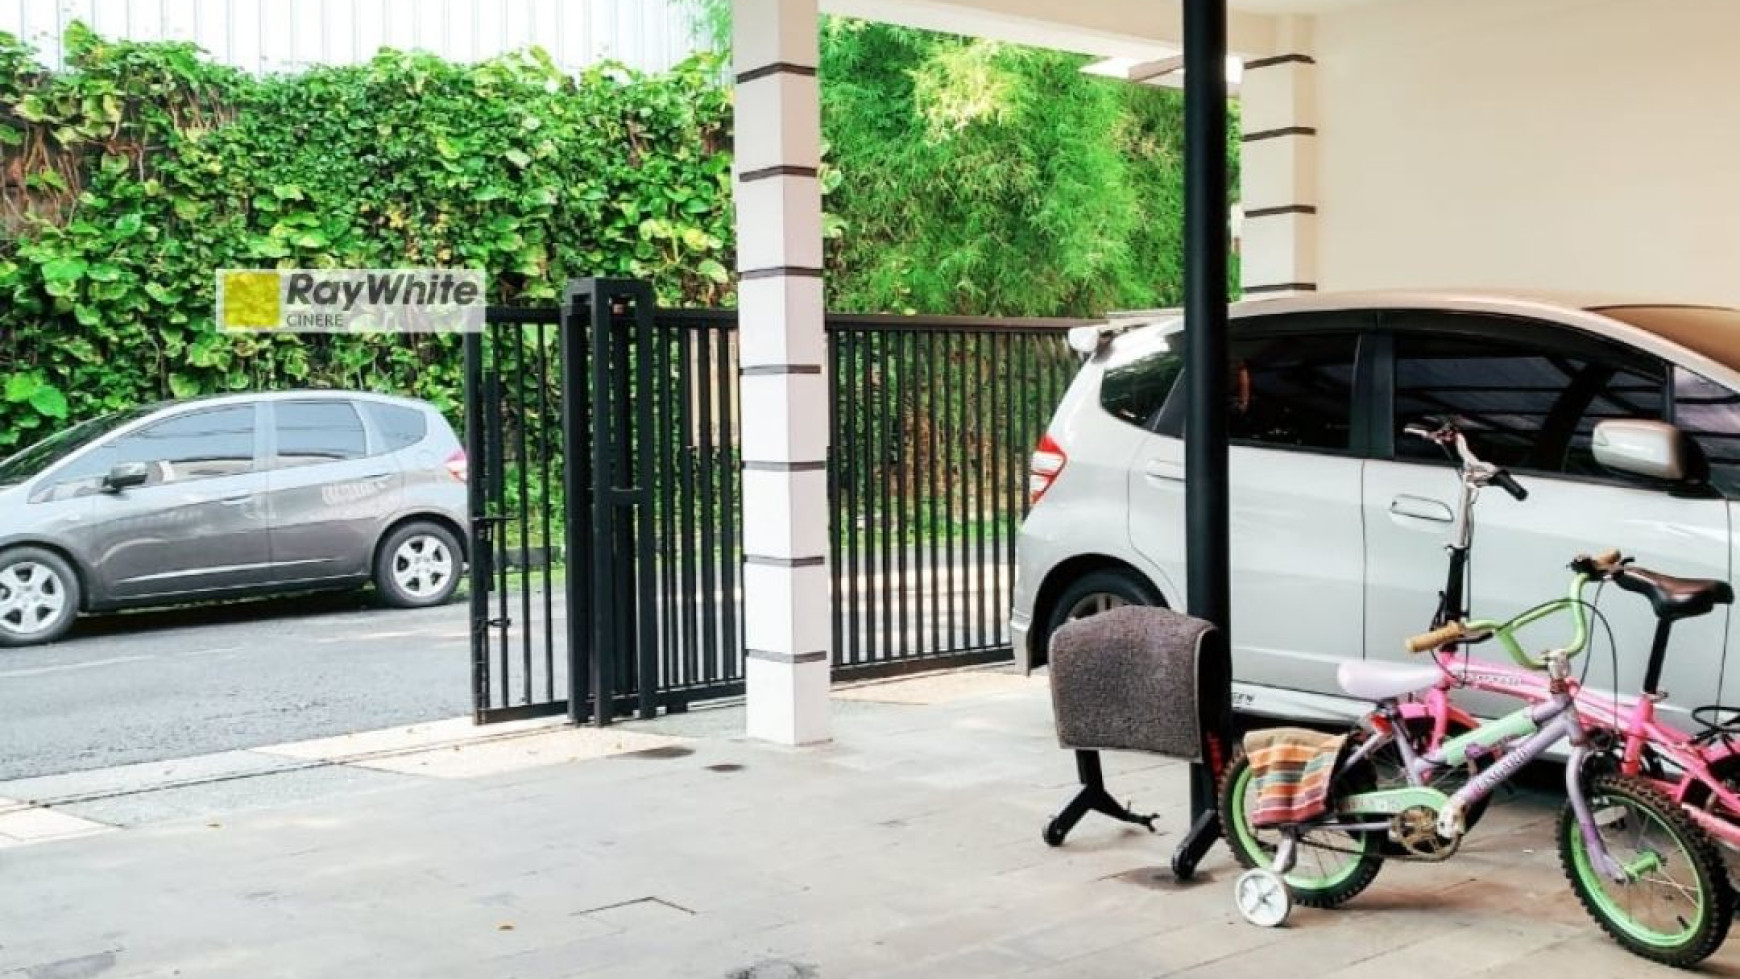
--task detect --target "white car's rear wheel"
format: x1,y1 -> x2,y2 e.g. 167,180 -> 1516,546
1039,568 -> 1162,663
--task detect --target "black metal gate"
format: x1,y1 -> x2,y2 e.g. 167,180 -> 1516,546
469,279 -> 1081,723
827,316 -> 1082,678
466,305 -> 570,723
467,282 -> 745,725
578,284 -> 746,723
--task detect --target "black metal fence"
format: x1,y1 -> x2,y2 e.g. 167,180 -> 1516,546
467,282 -> 1083,724
626,305 -> 745,716
828,317 -> 1083,678
466,306 -> 569,723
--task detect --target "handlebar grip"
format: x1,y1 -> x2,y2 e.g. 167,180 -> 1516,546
1405,621 -> 1467,654
1492,469 -> 1528,501
1591,549 -> 1624,573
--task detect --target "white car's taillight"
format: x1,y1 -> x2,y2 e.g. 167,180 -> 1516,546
1029,433 -> 1067,504
445,449 -> 468,483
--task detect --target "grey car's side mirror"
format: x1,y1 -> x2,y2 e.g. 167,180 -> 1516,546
1593,419 -> 1694,482
102,461 -> 150,493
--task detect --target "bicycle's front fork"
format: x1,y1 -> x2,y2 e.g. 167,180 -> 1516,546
1563,744 -> 1635,883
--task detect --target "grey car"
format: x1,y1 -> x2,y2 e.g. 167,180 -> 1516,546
0,390 -> 469,646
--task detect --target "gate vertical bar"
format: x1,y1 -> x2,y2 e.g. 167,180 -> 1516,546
485,357 -> 509,706
537,321 -> 556,704
561,290 -> 597,724
633,289 -> 659,720
589,284 -> 622,725
514,324 -> 533,705
717,325 -> 740,685
464,332 -> 489,723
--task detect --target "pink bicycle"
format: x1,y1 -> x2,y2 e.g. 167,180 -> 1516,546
1380,422 -> 1740,856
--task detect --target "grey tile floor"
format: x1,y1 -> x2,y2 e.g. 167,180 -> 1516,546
2,672 -> 1734,978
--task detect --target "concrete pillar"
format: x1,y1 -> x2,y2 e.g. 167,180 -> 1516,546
1239,17 -> 1319,298
733,0 -> 831,745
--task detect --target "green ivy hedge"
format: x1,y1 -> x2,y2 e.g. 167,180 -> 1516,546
0,24 -> 734,451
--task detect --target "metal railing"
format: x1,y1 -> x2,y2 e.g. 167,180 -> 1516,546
827,315 -> 1085,678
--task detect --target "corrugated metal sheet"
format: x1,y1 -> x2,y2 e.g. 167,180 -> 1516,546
4,0 -> 700,75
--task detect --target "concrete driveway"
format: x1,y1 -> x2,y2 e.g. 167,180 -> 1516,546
3,669 -> 1733,978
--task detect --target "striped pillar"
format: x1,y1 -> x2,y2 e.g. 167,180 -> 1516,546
733,0 -> 831,745
1239,18 -> 1319,298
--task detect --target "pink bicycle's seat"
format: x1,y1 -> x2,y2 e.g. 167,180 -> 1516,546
1337,661 -> 1441,702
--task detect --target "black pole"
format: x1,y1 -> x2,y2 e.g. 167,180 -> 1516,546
1172,0 -> 1231,882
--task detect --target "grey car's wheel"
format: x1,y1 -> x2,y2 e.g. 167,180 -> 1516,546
375,522 -> 462,608
0,547 -> 80,647
1039,568 -> 1163,663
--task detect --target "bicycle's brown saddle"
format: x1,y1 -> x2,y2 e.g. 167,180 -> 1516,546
1613,566 -> 1735,623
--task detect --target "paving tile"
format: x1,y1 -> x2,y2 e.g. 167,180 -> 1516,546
263,725 -> 689,779
0,803 -> 111,844
0,751 -> 287,804
833,670 -> 1047,705
255,714 -> 561,761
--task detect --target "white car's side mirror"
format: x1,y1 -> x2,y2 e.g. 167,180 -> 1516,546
1593,419 -> 1690,482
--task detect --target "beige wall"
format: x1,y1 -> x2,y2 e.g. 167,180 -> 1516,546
1311,0 -> 1740,306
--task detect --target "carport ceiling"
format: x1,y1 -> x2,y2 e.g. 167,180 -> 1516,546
822,0 -> 1376,58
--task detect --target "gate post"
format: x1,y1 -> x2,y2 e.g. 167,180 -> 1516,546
734,0 -> 831,745
464,332 -> 489,724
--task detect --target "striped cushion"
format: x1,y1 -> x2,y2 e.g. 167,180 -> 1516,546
1244,727 -> 1349,828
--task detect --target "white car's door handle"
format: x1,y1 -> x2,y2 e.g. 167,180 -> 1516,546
1389,495 -> 1453,523
1144,459 -> 1186,483
216,494 -> 253,506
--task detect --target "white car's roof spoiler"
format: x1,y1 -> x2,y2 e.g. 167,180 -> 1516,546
1067,308 -> 1183,356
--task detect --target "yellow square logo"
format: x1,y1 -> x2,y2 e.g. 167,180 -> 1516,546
221,271 -> 281,329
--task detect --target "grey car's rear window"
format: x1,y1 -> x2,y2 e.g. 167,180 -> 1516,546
365,402 -> 428,451
276,401 -> 367,465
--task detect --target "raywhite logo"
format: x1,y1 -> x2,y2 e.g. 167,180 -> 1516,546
217,268 -> 485,334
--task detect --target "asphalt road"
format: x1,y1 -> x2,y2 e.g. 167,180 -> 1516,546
0,590 -> 473,781
0,557 -> 1008,783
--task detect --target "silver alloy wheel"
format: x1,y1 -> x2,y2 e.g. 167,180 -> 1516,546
1063,592 -> 1128,621
391,534 -> 454,600
0,560 -> 69,638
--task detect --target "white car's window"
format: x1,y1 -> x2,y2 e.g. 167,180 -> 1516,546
1099,330 -> 1182,428
39,406 -> 257,500
274,401 -> 368,467
1674,367 -> 1740,497
1391,321 -> 1664,479
1226,332 -> 1359,451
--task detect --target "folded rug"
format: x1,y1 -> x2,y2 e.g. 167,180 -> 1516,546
1243,727 -> 1349,828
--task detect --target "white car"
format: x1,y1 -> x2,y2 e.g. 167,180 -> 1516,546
1012,291 -> 1740,731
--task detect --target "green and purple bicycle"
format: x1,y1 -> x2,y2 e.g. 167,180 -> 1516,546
1221,579 -> 1734,966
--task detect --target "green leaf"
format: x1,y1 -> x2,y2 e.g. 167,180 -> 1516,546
5,373 -> 41,403
28,385 -> 68,419
87,263 -> 123,283
168,373 -> 201,399
504,149 -> 531,169
113,213 -> 144,237
26,169 -> 69,192
40,257 -> 87,283
696,259 -> 730,284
